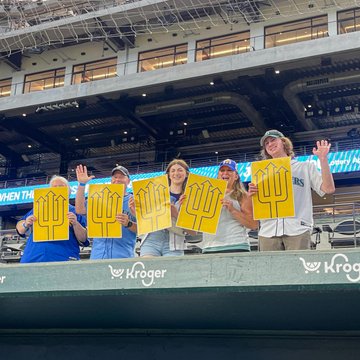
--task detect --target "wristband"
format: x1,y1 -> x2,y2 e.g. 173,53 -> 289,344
22,222 -> 29,230
79,183 -> 86,187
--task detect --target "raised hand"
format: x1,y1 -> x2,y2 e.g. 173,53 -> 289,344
313,140 -> 331,160
76,164 -> 95,184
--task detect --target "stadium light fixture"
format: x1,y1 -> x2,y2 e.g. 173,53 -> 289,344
35,100 -> 83,113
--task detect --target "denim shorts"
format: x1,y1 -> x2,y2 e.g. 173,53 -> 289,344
140,230 -> 184,257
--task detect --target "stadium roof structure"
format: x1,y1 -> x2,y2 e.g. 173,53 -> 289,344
0,0 -> 358,58
0,0 -> 360,182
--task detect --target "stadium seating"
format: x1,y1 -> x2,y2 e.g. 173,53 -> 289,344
322,220 -> 360,248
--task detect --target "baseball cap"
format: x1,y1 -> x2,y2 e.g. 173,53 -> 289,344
218,159 -> 237,171
260,129 -> 285,146
111,165 -> 130,178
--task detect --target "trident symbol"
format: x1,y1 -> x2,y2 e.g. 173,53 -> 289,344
136,181 -> 167,232
186,180 -> 222,230
91,187 -> 122,237
254,163 -> 289,217
36,190 -> 66,240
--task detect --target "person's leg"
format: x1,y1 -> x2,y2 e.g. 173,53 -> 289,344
283,232 -> 311,250
140,231 -> 164,257
258,236 -> 285,251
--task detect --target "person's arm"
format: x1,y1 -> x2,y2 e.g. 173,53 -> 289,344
115,213 -> 137,233
313,140 -> 335,194
222,194 -> 258,230
16,214 -> 36,236
75,164 -> 95,215
68,212 -> 87,243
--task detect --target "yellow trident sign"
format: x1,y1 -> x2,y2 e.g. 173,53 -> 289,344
177,173 -> 226,234
87,184 -> 124,238
251,157 -> 295,220
132,175 -> 171,235
33,187 -> 69,242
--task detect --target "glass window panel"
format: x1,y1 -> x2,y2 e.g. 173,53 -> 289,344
138,44 -> 188,72
265,16 -> 328,48
312,15 -> 327,26
71,58 -> 117,84
196,31 -> 250,62
0,79 -> 11,97
24,68 -> 65,93
338,8 -> 360,34
72,73 -> 83,85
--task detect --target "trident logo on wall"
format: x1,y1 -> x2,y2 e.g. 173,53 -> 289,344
88,184 -> 123,238
251,157 -> 295,220
34,187 -> 69,241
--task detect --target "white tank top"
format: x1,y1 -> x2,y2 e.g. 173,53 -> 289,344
202,193 -> 249,251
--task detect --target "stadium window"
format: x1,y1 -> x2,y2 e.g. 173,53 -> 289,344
23,68 -> 65,94
337,8 -> 360,34
264,15 -> 328,48
0,78 -> 12,97
195,31 -> 251,62
71,57 -> 117,85
138,44 -> 188,72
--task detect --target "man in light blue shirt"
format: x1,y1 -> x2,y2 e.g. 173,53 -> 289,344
75,165 -> 137,259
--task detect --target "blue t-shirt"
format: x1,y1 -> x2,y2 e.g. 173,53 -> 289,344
20,205 -> 88,263
170,192 -> 181,203
90,193 -> 137,259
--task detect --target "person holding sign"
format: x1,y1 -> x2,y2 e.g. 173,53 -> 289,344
75,164 -> 137,259
140,159 -> 191,257
248,130 -> 335,251
16,176 -> 88,263
201,159 -> 258,254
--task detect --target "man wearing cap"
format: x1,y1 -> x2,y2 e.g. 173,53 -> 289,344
248,130 -> 335,251
75,164 -> 137,259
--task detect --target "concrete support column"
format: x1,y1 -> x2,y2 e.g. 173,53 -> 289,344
250,22 -> 265,51
117,51 -> 126,77
64,64 -> 73,86
11,72 -> 25,96
327,9 -> 338,37
187,39 -> 196,63
125,48 -> 138,75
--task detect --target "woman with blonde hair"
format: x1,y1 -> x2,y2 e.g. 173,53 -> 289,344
140,159 -> 191,257
201,159 -> 257,254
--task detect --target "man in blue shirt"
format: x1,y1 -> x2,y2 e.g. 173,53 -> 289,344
16,176 -> 88,263
75,164 -> 137,259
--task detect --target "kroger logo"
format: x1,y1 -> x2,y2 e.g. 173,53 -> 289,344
108,261 -> 167,287
299,254 -> 360,283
